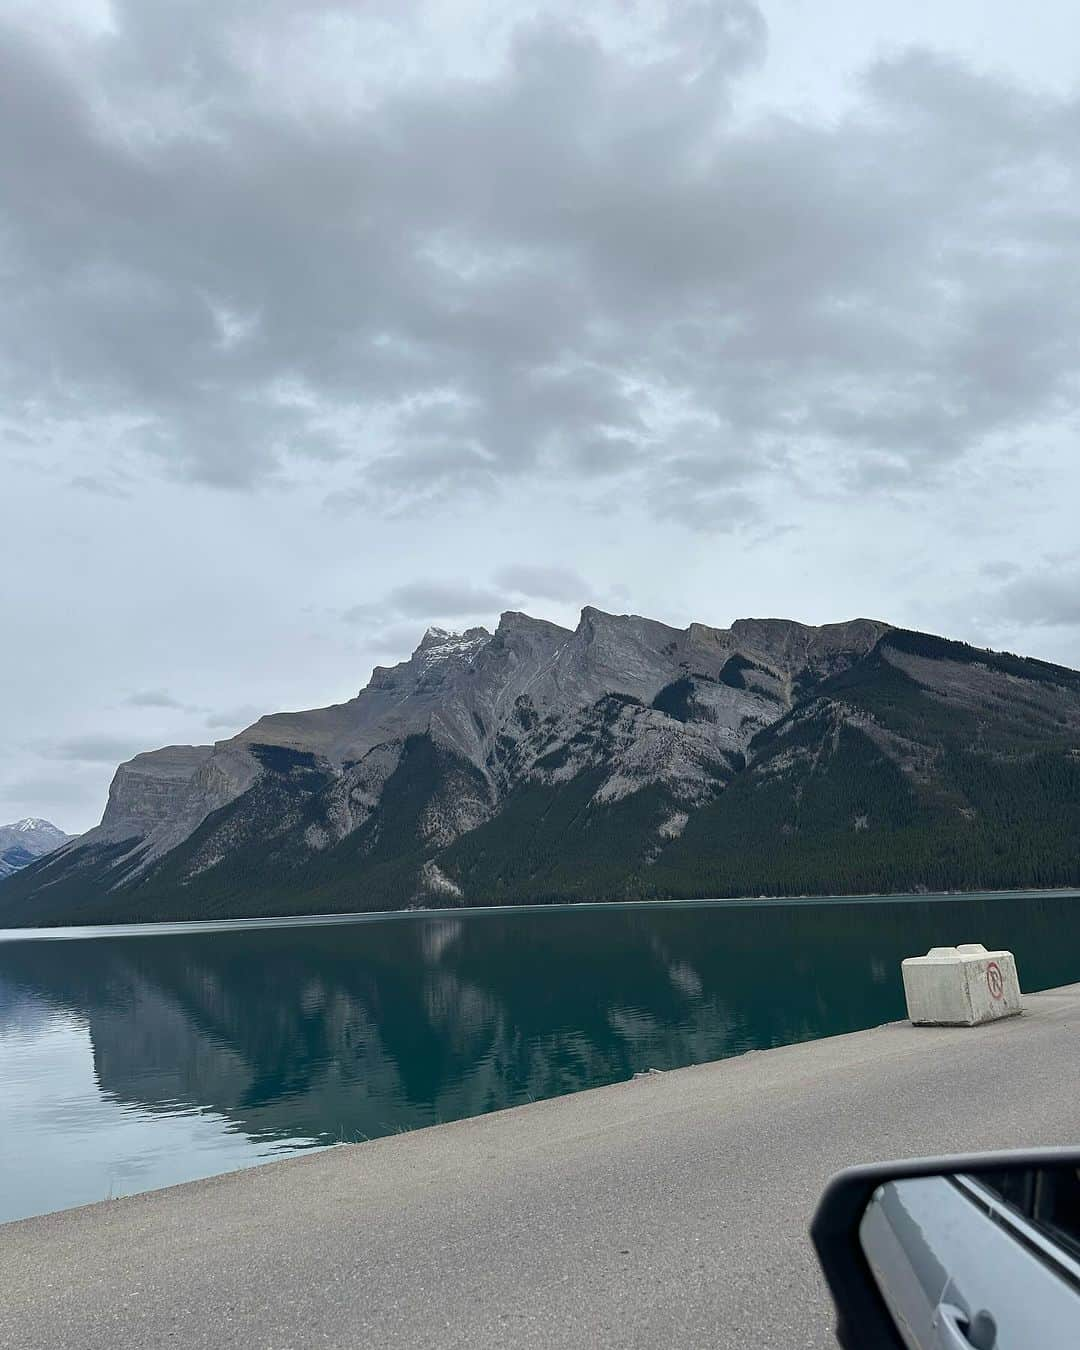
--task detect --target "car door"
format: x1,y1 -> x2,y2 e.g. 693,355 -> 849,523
860,1172 -> 1080,1349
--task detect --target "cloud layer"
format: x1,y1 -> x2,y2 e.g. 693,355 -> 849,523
4,1 -> 1078,521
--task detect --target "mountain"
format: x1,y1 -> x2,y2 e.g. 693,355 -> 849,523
0,819 -> 73,881
2,610 -> 1079,926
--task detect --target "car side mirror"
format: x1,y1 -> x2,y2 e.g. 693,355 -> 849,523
810,1148 -> 1080,1350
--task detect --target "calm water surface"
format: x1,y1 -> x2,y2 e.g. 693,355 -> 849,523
2,892 -> 1080,1224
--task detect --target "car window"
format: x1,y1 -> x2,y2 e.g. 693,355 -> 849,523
976,1167 -> 1080,1264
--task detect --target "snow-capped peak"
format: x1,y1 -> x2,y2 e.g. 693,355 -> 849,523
413,626 -> 492,668
0,818 -> 72,880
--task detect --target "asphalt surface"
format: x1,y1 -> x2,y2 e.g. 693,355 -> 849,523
3,986 -> 1080,1350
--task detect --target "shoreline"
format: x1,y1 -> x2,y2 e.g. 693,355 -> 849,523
5,983 -> 1080,1349
2,883 -> 1080,942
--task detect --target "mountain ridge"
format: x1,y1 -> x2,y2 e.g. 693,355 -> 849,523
3,608 -> 1078,926
0,818 -> 73,881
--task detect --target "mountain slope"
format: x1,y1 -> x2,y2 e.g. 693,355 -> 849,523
0,819 -> 73,881
3,613 -> 1078,926
652,629 -> 1080,898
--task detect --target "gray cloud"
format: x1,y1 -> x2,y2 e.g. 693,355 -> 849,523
345,564 -> 594,630
3,4 -> 1077,529
652,487 -> 765,534
980,561 -> 1022,581
204,705 -> 264,732
70,474 -> 132,499
378,582 -> 510,620
990,569 -> 1080,629
345,582 -> 512,626
42,735 -> 151,764
492,564 -> 587,602
0,774 -> 102,812
123,688 -> 187,709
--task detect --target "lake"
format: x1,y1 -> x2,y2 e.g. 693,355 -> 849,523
2,891 -> 1080,1225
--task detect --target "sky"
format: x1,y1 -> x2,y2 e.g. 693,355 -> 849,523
2,0 -> 1079,833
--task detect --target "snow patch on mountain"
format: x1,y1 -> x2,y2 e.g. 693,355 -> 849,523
0,818 -> 73,880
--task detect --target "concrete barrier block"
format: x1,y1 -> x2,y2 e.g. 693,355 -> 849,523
901,943 -> 1023,1026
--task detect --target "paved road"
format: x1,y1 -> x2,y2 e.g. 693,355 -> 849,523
3,987 -> 1080,1350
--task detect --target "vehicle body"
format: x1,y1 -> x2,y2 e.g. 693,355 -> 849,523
812,1148 -> 1080,1348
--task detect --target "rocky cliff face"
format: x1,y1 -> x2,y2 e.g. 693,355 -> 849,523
89,608 -> 887,873
4,609 -> 1078,925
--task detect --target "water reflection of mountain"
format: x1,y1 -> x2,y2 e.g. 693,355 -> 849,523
1,896 -> 1075,1149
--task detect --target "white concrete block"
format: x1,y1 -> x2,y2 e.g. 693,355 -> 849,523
901,943 -> 1023,1026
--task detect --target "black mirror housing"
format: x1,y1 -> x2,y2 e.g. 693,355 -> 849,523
811,1147 -> 1080,1350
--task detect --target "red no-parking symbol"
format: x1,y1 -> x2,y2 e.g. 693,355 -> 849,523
986,962 -> 1004,1000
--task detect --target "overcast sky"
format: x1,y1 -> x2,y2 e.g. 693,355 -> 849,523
3,0 -> 1079,833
